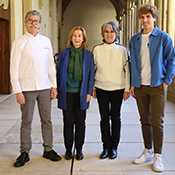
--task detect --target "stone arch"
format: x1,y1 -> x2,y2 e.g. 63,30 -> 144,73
59,0 -> 120,51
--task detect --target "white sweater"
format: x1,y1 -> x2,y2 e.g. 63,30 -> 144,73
93,43 -> 130,92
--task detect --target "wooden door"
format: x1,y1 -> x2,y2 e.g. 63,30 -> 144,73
0,3 -> 11,94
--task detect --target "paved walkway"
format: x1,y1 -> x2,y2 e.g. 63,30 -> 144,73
0,94 -> 175,175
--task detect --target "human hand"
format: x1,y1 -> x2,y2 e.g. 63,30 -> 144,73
163,82 -> 168,91
16,93 -> 25,104
123,91 -> 130,101
130,86 -> 136,99
92,89 -> 97,99
51,88 -> 58,100
86,94 -> 91,103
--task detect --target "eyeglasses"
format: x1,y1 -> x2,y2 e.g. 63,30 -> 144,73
27,19 -> 40,24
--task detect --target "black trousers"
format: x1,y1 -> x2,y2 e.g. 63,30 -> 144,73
96,88 -> 124,150
63,93 -> 86,152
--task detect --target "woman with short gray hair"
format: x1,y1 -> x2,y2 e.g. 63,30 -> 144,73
101,21 -> 119,42
93,21 -> 130,160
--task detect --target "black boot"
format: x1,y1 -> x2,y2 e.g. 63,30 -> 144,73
108,149 -> 117,159
99,149 -> 109,159
76,150 -> 84,160
65,150 -> 72,160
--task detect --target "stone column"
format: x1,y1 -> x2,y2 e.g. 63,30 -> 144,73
122,14 -> 126,45
157,0 -> 163,30
162,0 -> 167,32
125,1 -> 131,47
137,0 -> 142,33
131,2 -> 136,36
167,0 -> 175,103
167,0 -> 174,42
22,0 -> 32,34
129,1 -> 132,43
149,0 -> 155,5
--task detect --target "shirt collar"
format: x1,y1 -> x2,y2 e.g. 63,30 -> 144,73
137,26 -> 160,40
25,31 -> 40,38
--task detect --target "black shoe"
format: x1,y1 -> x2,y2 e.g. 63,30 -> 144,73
99,149 -> 109,159
108,149 -> 117,159
65,150 -> 72,160
76,151 -> 84,160
43,149 -> 62,161
14,152 -> 30,167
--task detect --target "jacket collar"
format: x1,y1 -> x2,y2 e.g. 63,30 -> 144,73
136,26 -> 160,40
25,31 -> 40,38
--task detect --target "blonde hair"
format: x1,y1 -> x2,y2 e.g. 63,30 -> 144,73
67,26 -> 88,50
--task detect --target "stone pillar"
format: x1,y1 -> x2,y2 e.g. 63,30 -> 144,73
125,1 -> 131,47
157,0 -> 163,30
129,1 -> 132,44
167,0 -> 174,42
167,0 -> 175,103
149,0 -> 155,5
130,2 -> 136,36
133,4 -> 137,35
137,0 -> 142,33
10,0 -> 15,44
162,0 -> 167,32
22,0 -> 32,34
122,14 -> 126,45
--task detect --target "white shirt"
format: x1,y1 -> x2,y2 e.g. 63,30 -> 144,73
140,32 -> 151,85
10,32 -> 57,94
93,43 -> 130,92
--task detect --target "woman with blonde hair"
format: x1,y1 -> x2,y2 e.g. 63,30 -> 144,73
57,26 -> 94,160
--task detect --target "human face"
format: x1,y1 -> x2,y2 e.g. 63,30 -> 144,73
104,25 -> 116,44
140,13 -> 156,34
25,15 -> 41,36
71,30 -> 84,48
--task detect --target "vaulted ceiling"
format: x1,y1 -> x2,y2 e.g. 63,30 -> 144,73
61,0 -> 137,23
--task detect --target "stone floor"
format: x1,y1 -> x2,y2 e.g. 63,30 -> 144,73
0,94 -> 175,175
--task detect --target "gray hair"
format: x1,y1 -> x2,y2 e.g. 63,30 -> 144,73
25,10 -> 42,23
101,21 -> 119,42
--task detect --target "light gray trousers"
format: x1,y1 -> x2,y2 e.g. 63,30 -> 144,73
20,89 -> 53,153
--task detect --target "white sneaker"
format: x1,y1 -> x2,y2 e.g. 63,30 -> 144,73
133,149 -> 154,164
153,154 -> 164,172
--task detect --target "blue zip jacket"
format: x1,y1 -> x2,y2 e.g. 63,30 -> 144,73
56,48 -> 94,110
129,26 -> 175,87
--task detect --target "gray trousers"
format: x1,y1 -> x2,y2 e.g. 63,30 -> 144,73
20,89 -> 53,153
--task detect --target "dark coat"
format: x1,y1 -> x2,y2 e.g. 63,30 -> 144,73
56,48 -> 94,110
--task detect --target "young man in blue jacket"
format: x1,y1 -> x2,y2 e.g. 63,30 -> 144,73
129,4 -> 175,172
